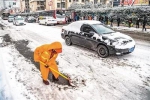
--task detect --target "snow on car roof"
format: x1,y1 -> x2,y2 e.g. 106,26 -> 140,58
76,20 -> 101,25
65,20 -> 102,32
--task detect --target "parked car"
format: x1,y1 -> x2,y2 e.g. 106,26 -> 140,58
61,20 -> 135,58
8,15 -> 14,22
26,16 -> 36,23
13,16 -> 25,26
56,14 -> 66,24
39,16 -> 57,26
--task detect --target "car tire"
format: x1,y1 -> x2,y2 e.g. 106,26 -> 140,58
45,22 -> 48,26
65,36 -> 72,46
97,45 -> 109,58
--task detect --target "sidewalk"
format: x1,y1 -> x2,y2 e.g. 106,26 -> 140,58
112,25 -> 150,34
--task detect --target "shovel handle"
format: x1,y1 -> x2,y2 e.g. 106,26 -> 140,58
39,61 -> 69,80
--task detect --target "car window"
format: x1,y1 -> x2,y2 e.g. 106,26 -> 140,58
82,25 -> 95,33
92,24 -> 115,34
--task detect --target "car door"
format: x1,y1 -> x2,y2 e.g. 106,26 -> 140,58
81,24 -> 98,49
69,25 -> 85,46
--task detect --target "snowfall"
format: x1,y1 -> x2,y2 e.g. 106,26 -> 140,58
0,19 -> 150,100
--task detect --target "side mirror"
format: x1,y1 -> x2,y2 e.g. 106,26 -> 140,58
89,31 -> 94,36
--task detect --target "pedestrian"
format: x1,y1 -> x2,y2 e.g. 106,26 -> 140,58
34,42 -> 62,85
128,18 -> 132,28
117,16 -> 121,27
142,16 -> 147,31
105,16 -> 108,25
110,16 -> 113,27
101,16 -> 104,23
136,17 -> 140,28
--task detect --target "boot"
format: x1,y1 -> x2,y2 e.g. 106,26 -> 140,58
43,79 -> 49,85
52,75 -> 59,81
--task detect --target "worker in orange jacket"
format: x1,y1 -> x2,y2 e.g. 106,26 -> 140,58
34,42 -> 62,85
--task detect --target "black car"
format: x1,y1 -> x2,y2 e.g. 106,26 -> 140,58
26,16 -> 36,23
61,20 -> 135,58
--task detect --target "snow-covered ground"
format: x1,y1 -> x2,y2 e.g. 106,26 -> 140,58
0,21 -> 150,100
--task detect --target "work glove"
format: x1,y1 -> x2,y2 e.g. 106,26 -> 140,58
56,61 -> 59,65
45,65 -> 49,68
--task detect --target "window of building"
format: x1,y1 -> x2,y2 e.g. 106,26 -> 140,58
82,0 -> 84,2
69,0 -> 71,2
13,2 -> 16,5
61,2 -> 65,8
57,3 -> 60,8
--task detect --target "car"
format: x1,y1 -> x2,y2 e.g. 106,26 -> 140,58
8,15 -> 14,22
61,20 -> 135,58
56,14 -> 66,24
26,16 -> 36,23
39,16 -> 57,26
13,16 -> 25,26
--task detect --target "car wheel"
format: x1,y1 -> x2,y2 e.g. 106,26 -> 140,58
65,36 -> 72,46
97,45 -> 109,58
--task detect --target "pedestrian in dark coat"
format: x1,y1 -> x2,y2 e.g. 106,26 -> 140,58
142,16 -> 147,31
128,18 -> 132,28
117,17 -> 120,27
110,16 -> 113,27
136,18 -> 140,28
105,16 -> 108,25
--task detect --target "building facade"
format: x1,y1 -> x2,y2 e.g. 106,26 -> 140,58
20,0 -> 30,12
29,0 -> 45,12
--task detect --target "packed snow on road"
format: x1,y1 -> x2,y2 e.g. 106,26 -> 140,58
0,21 -> 150,100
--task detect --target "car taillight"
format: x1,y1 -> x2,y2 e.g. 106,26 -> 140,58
62,29 -> 64,32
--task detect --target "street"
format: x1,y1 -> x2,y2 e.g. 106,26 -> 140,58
0,21 -> 150,100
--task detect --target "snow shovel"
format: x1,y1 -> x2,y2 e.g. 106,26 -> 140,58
39,61 -> 75,86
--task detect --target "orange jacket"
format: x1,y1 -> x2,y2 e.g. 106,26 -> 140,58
34,42 -> 62,63
34,42 -> 62,78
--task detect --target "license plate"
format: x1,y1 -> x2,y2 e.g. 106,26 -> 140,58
129,47 -> 135,52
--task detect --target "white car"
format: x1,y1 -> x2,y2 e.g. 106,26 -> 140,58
39,16 -> 57,26
8,15 -> 14,22
56,14 -> 66,24
13,16 -> 25,26
61,20 -> 135,58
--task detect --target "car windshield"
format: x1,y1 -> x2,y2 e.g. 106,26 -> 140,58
56,14 -> 65,18
9,16 -> 14,18
92,24 -> 115,34
16,18 -> 23,20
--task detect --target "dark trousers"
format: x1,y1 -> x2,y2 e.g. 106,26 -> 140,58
129,23 -> 131,28
110,22 -> 113,27
136,24 -> 139,28
117,22 -> 120,27
142,24 -> 146,31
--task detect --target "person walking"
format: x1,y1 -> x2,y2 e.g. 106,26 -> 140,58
105,16 -> 108,25
142,16 -> 147,31
110,16 -> 113,27
128,18 -> 132,28
34,42 -> 62,85
136,17 -> 140,28
117,16 -> 121,27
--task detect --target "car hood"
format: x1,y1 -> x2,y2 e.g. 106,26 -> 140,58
102,32 -> 133,42
17,20 -> 24,23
